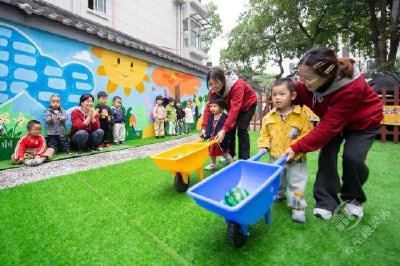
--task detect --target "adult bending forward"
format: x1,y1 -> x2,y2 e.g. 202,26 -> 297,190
202,68 -> 257,160
284,47 -> 383,220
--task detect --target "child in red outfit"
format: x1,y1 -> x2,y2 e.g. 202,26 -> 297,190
201,98 -> 234,170
12,120 -> 54,166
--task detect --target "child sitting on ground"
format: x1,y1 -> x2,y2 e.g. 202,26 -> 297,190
95,91 -> 113,149
12,120 -> 55,166
258,78 -> 313,223
44,94 -> 69,154
153,95 -> 167,138
202,98 -> 234,170
111,96 -> 126,145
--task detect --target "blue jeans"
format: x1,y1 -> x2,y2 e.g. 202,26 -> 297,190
71,129 -> 104,150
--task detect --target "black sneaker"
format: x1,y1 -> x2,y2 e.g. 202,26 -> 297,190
90,147 -> 100,153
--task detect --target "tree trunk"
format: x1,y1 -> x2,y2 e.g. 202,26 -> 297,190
369,0 -> 382,67
275,52 -> 284,79
380,0 -> 389,69
388,0 -> 400,70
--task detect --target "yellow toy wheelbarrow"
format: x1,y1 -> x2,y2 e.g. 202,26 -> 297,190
150,140 -> 217,192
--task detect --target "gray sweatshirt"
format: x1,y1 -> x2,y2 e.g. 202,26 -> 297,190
44,108 -> 68,137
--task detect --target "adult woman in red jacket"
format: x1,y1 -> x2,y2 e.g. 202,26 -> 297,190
70,93 -> 104,153
284,47 -> 383,220
202,68 -> 257,160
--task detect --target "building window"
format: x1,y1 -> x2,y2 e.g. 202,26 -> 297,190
190,19 -> 201,49
88,0 -> 106,14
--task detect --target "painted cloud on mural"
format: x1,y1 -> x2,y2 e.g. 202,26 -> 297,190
0,22 -> 94,110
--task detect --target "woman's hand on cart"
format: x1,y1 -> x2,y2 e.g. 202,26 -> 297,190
283,147 -> 295,161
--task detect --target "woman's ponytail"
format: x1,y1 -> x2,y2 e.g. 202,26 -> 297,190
338,58 -> 355,79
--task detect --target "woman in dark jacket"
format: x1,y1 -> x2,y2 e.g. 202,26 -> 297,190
202,68 -> 257,160
284,47 -> 383,220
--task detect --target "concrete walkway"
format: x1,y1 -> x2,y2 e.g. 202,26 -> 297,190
0,135 -> 198,189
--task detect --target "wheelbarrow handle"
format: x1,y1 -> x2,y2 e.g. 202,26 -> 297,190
275,156 -> 287,166
194,139 -> 218,146
249,150 -> 267,161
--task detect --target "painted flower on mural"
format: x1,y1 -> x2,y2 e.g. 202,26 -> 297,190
0,112 -> 28,138
0,113 -> 10,124
129,115 -> 137,127
91,47 -> 152,96
151,67 -> 201,98
17,113 -> 24,127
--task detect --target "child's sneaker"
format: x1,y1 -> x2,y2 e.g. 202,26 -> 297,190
24,159 -> 37,166
24,157 -> 44,167
219,156 -> 228,165
274,194 -> 286,202
98,144 -> 103,150
223,153 -> 234,164
344,201 -> 364,218
119,141 -> 125,145
292,209 -> 306,223
204,163 -> 217,170
313,208 -> 333,220
90,146 -> 100,153
105,143 -> 111,148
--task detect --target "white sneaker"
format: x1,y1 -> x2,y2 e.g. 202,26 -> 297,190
223,153 -> 235,164
24,157 -> 44,167
219,156 -> 228,165
313,208 -> 333,220
292,209 -> 306,223
204,164 -> 217,170
344,202 -> 364,218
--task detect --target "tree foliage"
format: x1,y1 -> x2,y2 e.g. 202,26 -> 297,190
221,0 -> 400,77
202,2 -> 223,54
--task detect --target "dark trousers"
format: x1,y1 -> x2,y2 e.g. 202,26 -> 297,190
71,129 -> 104,150
100,123 -> 111,144
313,127 -> 379,211
227,104 -> 257,160
47,135 -> 70,152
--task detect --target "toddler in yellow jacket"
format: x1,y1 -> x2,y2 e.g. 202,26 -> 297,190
258,78 -> 313,223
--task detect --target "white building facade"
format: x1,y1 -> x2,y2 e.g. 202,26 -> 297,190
43,0 -> 209,64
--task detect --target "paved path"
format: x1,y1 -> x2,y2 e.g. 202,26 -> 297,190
0,135 -> 198,189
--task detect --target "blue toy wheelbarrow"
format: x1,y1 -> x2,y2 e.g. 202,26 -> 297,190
187,151 -> 286,248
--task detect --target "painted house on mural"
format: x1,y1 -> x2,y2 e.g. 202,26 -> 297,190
0,0 -> 211,156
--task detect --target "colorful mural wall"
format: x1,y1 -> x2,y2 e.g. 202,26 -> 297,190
0,19 -> 208,148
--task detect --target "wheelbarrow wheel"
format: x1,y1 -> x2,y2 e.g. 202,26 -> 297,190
174,173 -> 189,192
227,222 -> 248,248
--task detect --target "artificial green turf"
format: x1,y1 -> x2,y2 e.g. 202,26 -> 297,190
0,133 -> 197,171
0,132 -> 399,265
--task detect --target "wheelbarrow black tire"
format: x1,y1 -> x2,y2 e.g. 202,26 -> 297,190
174,173 -> 189,192
227,222 -> 248,248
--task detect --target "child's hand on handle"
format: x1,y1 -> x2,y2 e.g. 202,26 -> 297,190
215,129 -> 226,143
259,148 -> 268,153
283,147 -> 295,161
